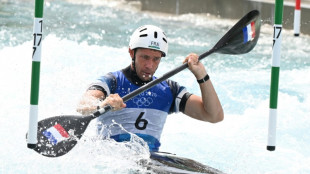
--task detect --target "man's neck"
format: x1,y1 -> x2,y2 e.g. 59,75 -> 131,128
122,65 -> 152,86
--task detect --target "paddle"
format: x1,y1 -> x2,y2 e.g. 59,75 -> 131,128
28,10 -> 261,157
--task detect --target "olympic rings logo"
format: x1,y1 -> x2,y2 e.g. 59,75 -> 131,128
133,97 -> 153,107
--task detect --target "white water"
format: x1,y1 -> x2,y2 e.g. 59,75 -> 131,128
1,0 -> 310,173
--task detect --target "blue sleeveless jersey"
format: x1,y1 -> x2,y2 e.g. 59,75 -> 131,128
89,67 -> 188,151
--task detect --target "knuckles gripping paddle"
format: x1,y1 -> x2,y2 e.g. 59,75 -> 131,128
27,10 -> 261,157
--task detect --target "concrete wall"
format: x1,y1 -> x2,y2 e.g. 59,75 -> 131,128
128,0 -> 310,35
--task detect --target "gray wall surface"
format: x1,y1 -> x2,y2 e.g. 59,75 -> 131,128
127,0 -> 310,35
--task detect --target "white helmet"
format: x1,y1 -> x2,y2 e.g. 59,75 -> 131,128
129,25 -> 168,57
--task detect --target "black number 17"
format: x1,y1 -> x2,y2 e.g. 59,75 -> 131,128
32,20 -> 43,58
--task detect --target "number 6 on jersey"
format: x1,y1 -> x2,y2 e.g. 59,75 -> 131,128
135,112 -> 148,130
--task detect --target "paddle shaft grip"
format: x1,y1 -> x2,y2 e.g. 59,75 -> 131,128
93,105 -> 112,118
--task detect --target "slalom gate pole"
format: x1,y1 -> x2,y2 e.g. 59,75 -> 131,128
267,0 -> 283,151
294,0 -> 301,36
27,0 -> 44,149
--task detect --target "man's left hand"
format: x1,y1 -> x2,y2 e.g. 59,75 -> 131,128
183,53 -> 207,80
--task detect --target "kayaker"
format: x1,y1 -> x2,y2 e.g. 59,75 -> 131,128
77,25 -> 224,151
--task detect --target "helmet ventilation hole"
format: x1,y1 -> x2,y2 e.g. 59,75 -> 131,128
139,34 -> 148,37
140,28 -> 147,32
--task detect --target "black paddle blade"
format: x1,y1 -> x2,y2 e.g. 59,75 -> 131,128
29,115 -> 93,157
214,10 -> 261,54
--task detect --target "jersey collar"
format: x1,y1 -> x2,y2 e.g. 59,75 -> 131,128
122,66 -> 153,86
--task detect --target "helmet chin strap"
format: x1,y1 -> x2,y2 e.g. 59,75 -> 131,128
132,49 -> 137,73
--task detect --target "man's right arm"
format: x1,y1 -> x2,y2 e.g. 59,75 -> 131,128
76,90 -> 105,115
77,89 -> 126,115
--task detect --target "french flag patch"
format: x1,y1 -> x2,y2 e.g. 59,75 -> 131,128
243,22 -> 256,43
43,124 -> 69,145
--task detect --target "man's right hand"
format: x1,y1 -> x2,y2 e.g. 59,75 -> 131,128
99,94 -> 126,111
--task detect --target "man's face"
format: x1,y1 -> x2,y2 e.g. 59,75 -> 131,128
131,48 -> 162,81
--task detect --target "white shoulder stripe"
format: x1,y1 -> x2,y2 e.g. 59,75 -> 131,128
88,81 -> 111,96
174,88 -> 187,113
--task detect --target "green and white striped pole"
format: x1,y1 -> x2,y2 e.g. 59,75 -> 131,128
267,0 -> 283,151
27,0 -> 44,149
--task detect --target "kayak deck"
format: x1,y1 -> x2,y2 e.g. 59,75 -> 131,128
146,152 -> 225,174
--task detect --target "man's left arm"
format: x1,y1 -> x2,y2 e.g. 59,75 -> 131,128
183,53 -> 224,123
